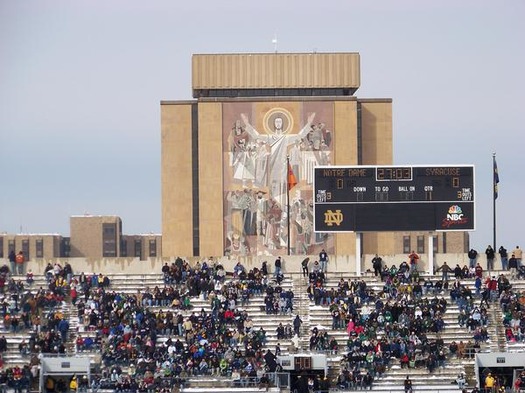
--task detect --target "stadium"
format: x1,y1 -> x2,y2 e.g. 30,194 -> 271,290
0,53 -> 523,393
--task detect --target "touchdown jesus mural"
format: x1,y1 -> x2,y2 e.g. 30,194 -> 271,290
222,101 -> 335,256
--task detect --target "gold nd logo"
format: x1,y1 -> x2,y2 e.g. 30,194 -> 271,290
324,210 -> 343,226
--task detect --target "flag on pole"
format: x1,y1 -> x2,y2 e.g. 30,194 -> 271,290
493,157 -> 500,199
287,163 -> 297,191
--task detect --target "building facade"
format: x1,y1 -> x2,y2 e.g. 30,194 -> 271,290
69,215 -> 162,259
0,233 -> 66,260
121,234 -> 162,260
161,52 -> 469,259
1,216 -> 162,261
161,53 -> 401,258
395,231 -> 468,255
70,215 -> 123,258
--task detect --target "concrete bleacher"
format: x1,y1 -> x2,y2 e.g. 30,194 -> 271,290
69,273 -> 302,391
1,268 -> 523,393
298,271 -> 505,389
182,388 -> 280,393
496,277 -> 525,354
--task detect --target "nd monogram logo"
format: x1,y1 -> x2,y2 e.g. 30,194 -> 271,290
324,210 -> 343,226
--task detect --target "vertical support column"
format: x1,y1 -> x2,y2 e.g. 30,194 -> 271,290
355,233 -> 362,275
428,234 -> 434,275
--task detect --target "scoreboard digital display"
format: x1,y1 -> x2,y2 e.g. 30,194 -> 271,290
313,165 -> 475,232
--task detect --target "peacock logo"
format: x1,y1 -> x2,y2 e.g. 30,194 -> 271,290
447,205 -> 463,216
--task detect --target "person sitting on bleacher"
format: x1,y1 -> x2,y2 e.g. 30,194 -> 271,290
461,264 -> 471,278
420,277 -> 432,296
52,263 -> 62,278
233,262 -> 245,278
42,263 -> 53,283
397,261 -> 410,282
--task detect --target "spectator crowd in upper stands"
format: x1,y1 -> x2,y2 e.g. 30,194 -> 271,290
0,245 -> 523,392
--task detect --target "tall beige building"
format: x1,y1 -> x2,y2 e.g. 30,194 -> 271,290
161,52 -> 399,258
161,52 -> 468,258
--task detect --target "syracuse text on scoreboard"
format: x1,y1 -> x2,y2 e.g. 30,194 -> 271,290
313,165 -> 475,232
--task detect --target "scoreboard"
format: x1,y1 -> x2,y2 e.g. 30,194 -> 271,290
313,165 -> 475,232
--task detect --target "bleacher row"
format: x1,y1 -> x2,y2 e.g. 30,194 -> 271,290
0,264 -> 524,393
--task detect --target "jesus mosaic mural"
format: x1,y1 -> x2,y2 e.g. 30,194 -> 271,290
222,101 -> 335,256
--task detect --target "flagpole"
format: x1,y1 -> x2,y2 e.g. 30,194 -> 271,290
492,153 -> 497,251
287,155 -> 291,256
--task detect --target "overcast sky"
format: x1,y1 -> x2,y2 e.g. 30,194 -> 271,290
1,0 -> 523,252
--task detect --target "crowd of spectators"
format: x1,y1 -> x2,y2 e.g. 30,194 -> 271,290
0,249 -> 524,392
0,364 -> 35,392
0,262 -> 81,389
496,276 -> 525,343
1,257 -> 292,390
312,267 -> 457,392
70,258 -> 295,391
327,248 -> 525,391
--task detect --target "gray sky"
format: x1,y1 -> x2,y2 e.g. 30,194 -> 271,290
1,0 -> 523,251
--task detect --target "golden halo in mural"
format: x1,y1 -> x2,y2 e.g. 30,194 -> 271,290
262,108 -> 294,135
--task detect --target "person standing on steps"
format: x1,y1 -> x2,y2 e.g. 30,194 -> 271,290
498,246 -> 508,270
436,261 -> 453,282
468,248 -> 478,268
485,372 -> 495,393
274,256 -> 282,278
8,250 -> 16,276
372,254 -> 383,278
408,250 -> 420,273
15,251 -> 25,275
404,376 -> 413,393
509,254 -> 518,278
511,246 -> 522,268
485,245 -> 495,271
301,258 -> 309,278
319,249 -> 329,273
293,314 -> 303,337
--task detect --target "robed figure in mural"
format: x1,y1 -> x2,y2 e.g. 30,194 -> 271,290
241,112 -> 315,206
224,106 -> 334,256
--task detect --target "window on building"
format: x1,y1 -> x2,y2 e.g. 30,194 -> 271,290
102,223 -> 117,257
134,239 -> 142,260
417,236 -> 425,254
0,237 -> 3,258
61,238 -> 71,258
149,239 -> 157,257
36,239 -> 44,258
403,236 -> 411,254
8,240 -> 15,255
22,239 -> 30,260
433,236 -> 439,254
120,239 -> 128,257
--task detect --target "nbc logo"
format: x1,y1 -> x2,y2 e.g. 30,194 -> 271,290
447,205 -> 463,217
447,205 -> 463,221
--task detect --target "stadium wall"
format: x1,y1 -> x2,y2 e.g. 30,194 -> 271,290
0,252 -> 479,276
